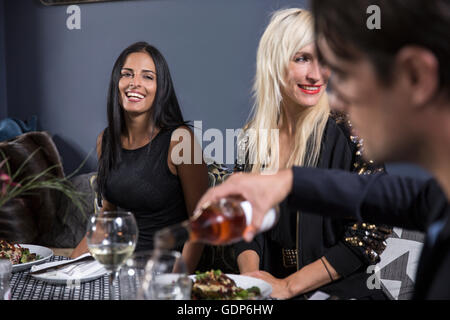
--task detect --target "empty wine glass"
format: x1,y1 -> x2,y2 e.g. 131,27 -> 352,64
140,250 -> 192,300
86,211 -> 138,300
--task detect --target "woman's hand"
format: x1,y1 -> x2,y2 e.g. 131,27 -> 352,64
244,257 -> 340,299
244,270 -> 293,300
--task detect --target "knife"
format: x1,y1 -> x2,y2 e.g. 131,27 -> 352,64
29,253 -> 94,275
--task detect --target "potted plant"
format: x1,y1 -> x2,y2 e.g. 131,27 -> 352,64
0,149 -> 88,243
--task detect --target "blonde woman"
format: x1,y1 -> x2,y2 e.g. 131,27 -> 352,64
234,8 -> 388,300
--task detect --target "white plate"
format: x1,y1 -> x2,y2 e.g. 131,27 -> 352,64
11,244 -> 53,273
31,261 -> 108,285
189,274 -> 272,299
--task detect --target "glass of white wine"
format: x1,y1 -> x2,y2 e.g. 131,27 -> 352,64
86,211 -> 138,300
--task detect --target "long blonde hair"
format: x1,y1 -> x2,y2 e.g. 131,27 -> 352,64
241,8 -> 330,173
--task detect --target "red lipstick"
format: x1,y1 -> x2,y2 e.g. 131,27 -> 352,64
298,84 -> 322,95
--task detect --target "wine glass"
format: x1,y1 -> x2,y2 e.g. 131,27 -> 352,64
86,211 -> 138,300
140,250 -> 192,300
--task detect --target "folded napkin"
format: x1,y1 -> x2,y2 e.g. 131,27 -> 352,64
30,254 -> 107,280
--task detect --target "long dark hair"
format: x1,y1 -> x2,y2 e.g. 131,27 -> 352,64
97,41 -> 188,197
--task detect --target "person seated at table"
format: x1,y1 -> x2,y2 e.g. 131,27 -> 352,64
70,42 -> 208,273
231,8 -> 390,300
197,0 -> 450,300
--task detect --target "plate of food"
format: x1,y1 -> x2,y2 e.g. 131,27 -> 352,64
0,240 -> 53,273
189,270 -> 272,300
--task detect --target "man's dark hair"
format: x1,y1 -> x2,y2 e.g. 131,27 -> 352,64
311,0 -> 450,95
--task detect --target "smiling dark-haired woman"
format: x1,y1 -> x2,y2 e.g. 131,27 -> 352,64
71,42 -> 208,273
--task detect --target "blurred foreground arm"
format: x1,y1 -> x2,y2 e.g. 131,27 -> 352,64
197,166 -> 445,241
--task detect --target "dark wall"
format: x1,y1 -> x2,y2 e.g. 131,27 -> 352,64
2,0 -> 432,180
4,0 -> 306,173
0,0 -> 7,119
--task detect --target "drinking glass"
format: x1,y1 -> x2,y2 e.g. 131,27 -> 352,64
140,250 -> 192,300
118,251 -> 152,300
86,211 -> 138,300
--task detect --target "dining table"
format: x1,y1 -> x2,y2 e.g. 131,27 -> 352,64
9,248 -> 283,301
10,255 -> 114,300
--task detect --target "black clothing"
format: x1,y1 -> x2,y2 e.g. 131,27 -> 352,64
103,127 -> 188,252
234,116 -> 388,299
288,167 -> 450,299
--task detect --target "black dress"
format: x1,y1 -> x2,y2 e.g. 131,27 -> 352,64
234,115 -> 389,299
102,127 -> 188,252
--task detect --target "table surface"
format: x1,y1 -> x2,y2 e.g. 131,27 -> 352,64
11,256 -> 114,300
10,255 -> 277,301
